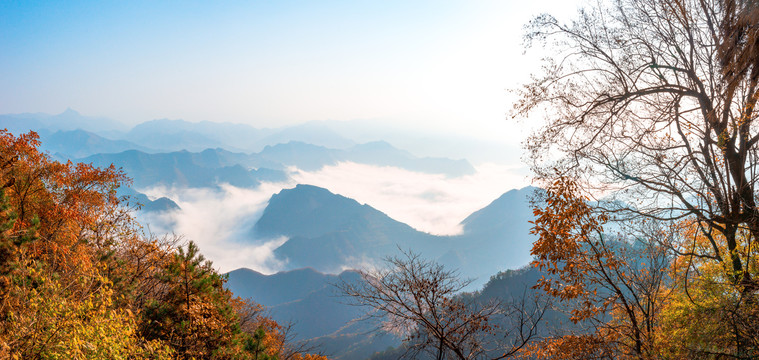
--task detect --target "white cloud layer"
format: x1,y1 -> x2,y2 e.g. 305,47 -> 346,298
138,183 -> 289,274
291,162 -> 530,235
137,162 -> 530,274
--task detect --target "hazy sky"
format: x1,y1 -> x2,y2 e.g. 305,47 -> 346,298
1,0 -> 583,142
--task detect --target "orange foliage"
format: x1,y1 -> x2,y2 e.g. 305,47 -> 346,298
530,176 -> 610,321
0,130 -> 331,359
521,333 -> 617,360
0,130 -> 127,276
527,176 -> 675,359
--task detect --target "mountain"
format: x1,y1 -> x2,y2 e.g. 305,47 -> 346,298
365,266 -> 562,360
460,187 -> 535,234
80,149 -> 288,189
121,119 -> 273,152
118,187 -> 180,213
70,140 -> 472,196
452,186 -> 537,276
226,259 -> 550,360
254,184 -> 450,272
260,141 -> 475,177
266,270 -> 366,339
226,268 -> 364,335
39,129 -> 153,158
259,142 -> 342,171
225,267 -> 400,359
119,119 -> 358,153
0,110 -> 477,179
226,267 -> 334,307
227,266 -> 556,359
0,111 -> 521,166
112,117 -> 520,166
253,123 -> 356,150
72,141 -> 470,193
347,141 -> 475,177
277,119 -> 525,165
252,185 -> 536,286
0,108 -> 127,135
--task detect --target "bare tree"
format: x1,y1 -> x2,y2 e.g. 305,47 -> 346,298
338,251 -> 546,360
516,0 -> 759,357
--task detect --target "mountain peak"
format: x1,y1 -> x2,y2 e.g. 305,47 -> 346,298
60,107 -> 80,116
357,140 -> 393,149
253,184 -> 367,239
461,186 -> 537,231
251,183 -> 426,241
263,141 -> 328,151
293,183 -> 334,194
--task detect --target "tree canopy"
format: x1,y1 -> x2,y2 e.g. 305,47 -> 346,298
518,0 -> 759,358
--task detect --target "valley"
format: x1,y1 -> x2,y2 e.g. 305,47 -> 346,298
1,110 -> 538,359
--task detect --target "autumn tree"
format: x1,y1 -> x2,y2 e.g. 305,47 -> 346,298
339,251 -> 546,360
525,177 -> 674,359
656,220 -> 759,357
141,241 -> 247,359
516,0 -> 759,357
0,130 -> 325,359
0,130 -> 173,359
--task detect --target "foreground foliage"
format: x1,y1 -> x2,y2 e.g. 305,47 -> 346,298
516,0 -> 759,358
0,130 -> 327,360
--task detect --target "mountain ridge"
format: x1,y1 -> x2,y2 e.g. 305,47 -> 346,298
252,184 -> 536,287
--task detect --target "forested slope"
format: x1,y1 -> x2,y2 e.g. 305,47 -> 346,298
0,130 -> 326,360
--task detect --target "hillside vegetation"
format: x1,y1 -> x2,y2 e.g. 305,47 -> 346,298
0,130 -> 326,360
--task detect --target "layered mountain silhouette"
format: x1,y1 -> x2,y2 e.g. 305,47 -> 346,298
0,109 -> 521,166
0,108 -> 127,135
117,187 -> 180,213
260,141 -> 474,176
255,122 -> 356,150
252,184 -> 536,288
76,142 -> 473,192
40,129 -> 153,158
81,149 -> 287,189
226,261 -> 550,359
123,119 -> 272,152
226,267 -> 336,307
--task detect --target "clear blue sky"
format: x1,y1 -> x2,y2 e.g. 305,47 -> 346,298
0,0 -> 582,141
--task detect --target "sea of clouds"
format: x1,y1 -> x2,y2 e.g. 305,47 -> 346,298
138,162 -> 530,274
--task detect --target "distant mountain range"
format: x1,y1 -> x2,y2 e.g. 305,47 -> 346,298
82,149 -> 285,189
77,142 -> 473,192
1,110 -> 479,221
1,108 -> 532,284
40,129 -> 154,159
0,109 -> 520,165
260,141 -> 474,176
0,108 -> 128,135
